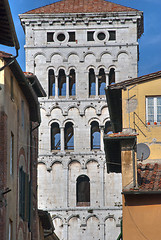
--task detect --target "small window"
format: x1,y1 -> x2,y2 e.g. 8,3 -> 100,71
109,31 -> 116,41
146,97 -> 161,123
69,32 -> 75,42
65,122 -> 74,150
57,33 -> 66,42
48,69 -> 55,97
97,32 -> 106,41
69,69 -> 76,96
10,76 -> 14,100
47,32 -> 54,42
98,68 -> 106,95
10,132 -> 14,175
91,121 -> 100,150
76,175 -> 90,206
58,69 -> 66,96
51,123 -> 61,150
89,68 -> 96,96
109,68 -> 115,85
87,31 -> 94,41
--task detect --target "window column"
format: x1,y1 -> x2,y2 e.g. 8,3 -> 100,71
96,74 -> 99,97
55,75 -> 58,99
66,75 -> 69,99
60,127 -> 65,151
105,72 -> 109,86
100,125 -> 104,151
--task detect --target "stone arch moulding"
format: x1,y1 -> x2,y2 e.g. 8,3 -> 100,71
117,50 -> 129,60
103,117 -> 111,125
86,65 -> 96,71
34,52 -> 47,60
84,105 -> 97,115
49,52 -> 64,62
104,214 -> 116,223
49,105 -> 63,116
52,215 -> 64,223
67,214 -> 81,223
108,64 -> 116,71
68,159 -> 81,168
85,158 -> 99,168
50,160 -> 63,168
67,105 -> 80,115
56,65 -> 66,74
63,118 -> 75,128
67,65 -> 77,74
88,117 -> 100,126
83,51 -> 97,62
67,52 -> 80,61
85,214 -> 100,224
97,65 -> 107,72
48,118 -> 61,127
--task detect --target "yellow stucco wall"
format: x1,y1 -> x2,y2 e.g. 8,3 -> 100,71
122,77 -> 161,160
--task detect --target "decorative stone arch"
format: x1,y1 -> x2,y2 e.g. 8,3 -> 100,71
117,50 -> 129,59
85,214 -> 100,224
68,159 -> 81,168
37,160 -> 46,166
86,65 -> 96,72
104,215 -> 116,222
67,105 -> 80,115
100,50 -> 112,59
67,214 -> 81,223
49,105 -> 63,116
67,51 -> 80,61
84,105 -> 97,115
83,51 -> 97,61
63,118 -> 75,128
52,214 -> 64,223
108,64 -> 116,71
67,65 -> 77,75
88,117 -> 100,126
49,52 -> 64,62
56,66 -> 66,76
48,118 -> 61,127
50,160 -> 63,168
85,158 -> 99,168
97,64 -> 107,72
34,52 -> 47,60
103,117 -> 111,125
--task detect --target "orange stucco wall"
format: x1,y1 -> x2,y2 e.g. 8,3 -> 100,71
123,194 -> 161,240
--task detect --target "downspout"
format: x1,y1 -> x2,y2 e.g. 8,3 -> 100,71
0,48 -> 19,71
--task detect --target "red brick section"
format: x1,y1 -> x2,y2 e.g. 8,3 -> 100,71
25,0 -> 138,14
137,163 -> 161,191
0,112 -> 8,240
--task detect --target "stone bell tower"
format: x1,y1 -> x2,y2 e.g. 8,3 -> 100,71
20,0 -> 143,239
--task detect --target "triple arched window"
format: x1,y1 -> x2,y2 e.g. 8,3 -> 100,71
76,175 -> 90,206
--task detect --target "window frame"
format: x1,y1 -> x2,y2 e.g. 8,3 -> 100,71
146,96 -> 161,124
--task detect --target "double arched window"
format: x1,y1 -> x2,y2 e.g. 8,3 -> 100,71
64,122 -> 74,150
58,69 -> 66,96
69,69 -> 76,96
89,68 -> 96,96
76,175 -> 90,206
91,121 -> 100,150
51,123 -> 61,150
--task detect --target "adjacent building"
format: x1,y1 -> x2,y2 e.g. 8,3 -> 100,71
104,71 -> 161,240
20,0 -> 143,239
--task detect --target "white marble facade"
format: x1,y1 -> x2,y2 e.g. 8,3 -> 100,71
20,4 -> 143,239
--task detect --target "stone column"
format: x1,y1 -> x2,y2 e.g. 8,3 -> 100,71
100,223 -> 105,240
100,125 -> 104,151
96,74 -> 99,97
105,72 -> 109,86
64,164 -> 69,208
63,223 -> 68,240
66,75 -> 69,99
100,161 -> 105,207
55,75 -> 58,98
60,127 -> 65,151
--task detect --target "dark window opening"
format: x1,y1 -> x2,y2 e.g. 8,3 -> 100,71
87,31 -> 94,41
57,33 -> 65,42
65,122 -> 74,150
51,123 -> 60,150
69,32 -> 75,42
58,69 -> 66,96
104,121 -> 113,135
98,68 -> 106,95
89,68 -> 96,96
97,32 -> 106,41
77,175 -> 90,206
105,141 -> 121,173
109,68 -> 115,85
47,32 -> 54,42
48,69 -> 55,96
109,31 -> 116,41
69,69 -> 76,96
91,121 -> 100,150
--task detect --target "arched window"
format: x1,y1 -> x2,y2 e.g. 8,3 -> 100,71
109,68 -> 115,85
51,123 -> 60,150
104,121 -> 113,135
98,68 -> 106,95
48,69 -> 55,96
76,175 -> 90,206
89,68 -> 96,96
91,121 -> 100,150
64,122 -> 74,150
69,69 -> 76,96
58,69 -> 66,96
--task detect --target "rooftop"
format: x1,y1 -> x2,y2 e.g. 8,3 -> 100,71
24,0 -> 139,14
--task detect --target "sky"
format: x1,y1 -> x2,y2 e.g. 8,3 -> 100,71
1,0 -> 161,77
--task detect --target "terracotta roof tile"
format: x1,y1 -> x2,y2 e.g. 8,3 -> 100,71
24,0 -> 138,14
137,163 -> 161,191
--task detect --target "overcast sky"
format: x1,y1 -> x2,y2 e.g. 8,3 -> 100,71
1,0 -> 161,77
